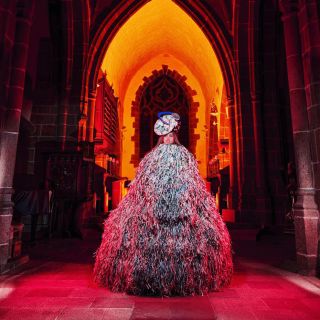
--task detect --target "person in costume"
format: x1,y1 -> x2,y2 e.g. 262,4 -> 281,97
93,111 -> 233,296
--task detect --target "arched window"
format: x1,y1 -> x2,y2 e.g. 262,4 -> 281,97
139,74 -> 189,159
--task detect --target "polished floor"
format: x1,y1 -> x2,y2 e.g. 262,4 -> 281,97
0,227 -> 319,320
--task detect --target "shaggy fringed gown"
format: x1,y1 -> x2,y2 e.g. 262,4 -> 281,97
93,143 -> 233,296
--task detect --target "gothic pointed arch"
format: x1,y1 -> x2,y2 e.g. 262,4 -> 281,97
81,0 -> 241,209
130,65 -> 199,167
83,0 -> 238,111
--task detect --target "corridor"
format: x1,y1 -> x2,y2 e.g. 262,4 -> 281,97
0,227 -> 319,320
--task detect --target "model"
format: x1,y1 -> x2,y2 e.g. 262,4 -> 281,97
93,111 -> 233,296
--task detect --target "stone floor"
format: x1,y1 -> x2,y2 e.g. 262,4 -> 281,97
0,227 -> 319,320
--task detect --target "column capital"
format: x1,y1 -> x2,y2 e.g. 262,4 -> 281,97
279,0 -> 299,16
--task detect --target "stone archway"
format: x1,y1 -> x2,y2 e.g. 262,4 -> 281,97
83,0 -> 238,112
82,0 -> 240,209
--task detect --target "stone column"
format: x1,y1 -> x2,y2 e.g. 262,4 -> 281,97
86,90 -> 97,142
298,0 -> 320,210
226,96 -> 238,210
0,0 -> 16,117
251,93 -> 272,226
248,0 -> 272,227
57,87 -> 71,150
279,0 -> 319,275
57,0 -> 73,150
0,0 -> 35,271
235,0 -> 269,224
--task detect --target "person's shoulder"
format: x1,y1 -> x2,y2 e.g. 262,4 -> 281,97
175,144 -> 196,159
176,144 -> 192,154
175,143 -> 186,149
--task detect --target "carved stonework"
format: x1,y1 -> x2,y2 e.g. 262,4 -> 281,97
130,65 -> 199,167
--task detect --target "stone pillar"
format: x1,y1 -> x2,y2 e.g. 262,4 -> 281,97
226,96 -> 238,210
87,90 -> 97,142
248,0 -> 272,227
0,0 -> 16,117
298,0 -> 320,210
279,0 -> 319,275
251,94 -> 272,226
0,0 -> 35,271
261,1 -> 289,226
235,0 -> 266,224
57,0 -> 73,150
57,88 -> 71,150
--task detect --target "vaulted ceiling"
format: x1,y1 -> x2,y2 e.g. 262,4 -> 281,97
100,0 -> 224,111
99,0 -> 226,179
92,0 -> 233,34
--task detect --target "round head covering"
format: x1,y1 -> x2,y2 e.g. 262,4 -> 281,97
154,111 -> 181,136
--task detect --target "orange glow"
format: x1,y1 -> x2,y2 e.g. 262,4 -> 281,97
101,0 -> 224,179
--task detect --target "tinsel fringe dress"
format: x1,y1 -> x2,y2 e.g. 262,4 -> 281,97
93,143 -> 233,296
